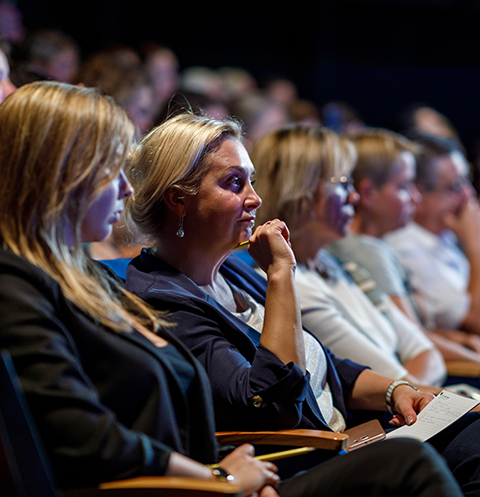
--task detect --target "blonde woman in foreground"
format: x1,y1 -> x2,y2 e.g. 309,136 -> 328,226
0,82 -> 279,495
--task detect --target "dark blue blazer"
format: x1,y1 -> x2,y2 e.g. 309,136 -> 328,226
126,249 -> 368,432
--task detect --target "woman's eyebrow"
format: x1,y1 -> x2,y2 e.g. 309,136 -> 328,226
223,165 -> 255,175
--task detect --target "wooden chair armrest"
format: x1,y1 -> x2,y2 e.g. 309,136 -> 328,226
216,429 -> 349,451
446,361 -> 480,377
64,477 -> 241,497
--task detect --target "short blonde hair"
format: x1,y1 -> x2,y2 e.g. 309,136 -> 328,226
251,124 -> 357,229
125,112 -> 243,240
350,128 -> 419,187
0,81 -> 162,332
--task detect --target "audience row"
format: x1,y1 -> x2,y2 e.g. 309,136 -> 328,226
2,4 -> 480,495
2,80 -> 480,496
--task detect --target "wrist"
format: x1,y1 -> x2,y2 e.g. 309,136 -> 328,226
266,263 -> 296,284
385,380 -> 418,414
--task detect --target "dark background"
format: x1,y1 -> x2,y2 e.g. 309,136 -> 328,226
16,0 -> 480,154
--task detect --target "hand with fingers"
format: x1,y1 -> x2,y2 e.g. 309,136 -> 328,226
389,385 -> 435,427
247,219 -> 296,275
216,444 -> 280,497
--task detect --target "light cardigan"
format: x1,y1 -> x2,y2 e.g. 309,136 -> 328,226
295,250 -> 442,385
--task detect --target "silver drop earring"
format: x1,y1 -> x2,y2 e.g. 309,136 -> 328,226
176,216 -> 185,238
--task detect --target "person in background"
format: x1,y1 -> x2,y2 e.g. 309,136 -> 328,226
328,128 -> 480,364
385,135 -> 480,336
0,47 -> 16,103
252,124 -> 445,388
22,29 -> 80,83
77,47 -> 155,260
142,43 -> 179,124
0,1 -> 25,50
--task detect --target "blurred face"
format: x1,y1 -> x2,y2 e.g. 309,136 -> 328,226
371,152 -> 420,235
315,175 -> 359,244
147,50 -> 179,104
80,170 -> 133,244
184,138 -> 261,254
0,50 -> 16,104
45,48 -> 79,83
416,151 -> 472,234
124,86 -> 154,137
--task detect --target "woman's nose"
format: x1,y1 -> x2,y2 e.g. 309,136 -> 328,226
245,182 -> 262,210
0,77 -> 15,103
410,184 -> 423,204
461,179 -> 476,201
347,186 -> 360,205
119,170 -> 133,199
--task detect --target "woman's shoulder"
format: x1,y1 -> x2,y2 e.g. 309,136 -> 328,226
0,248 -> 56,290
126,250 -> 210,304
330,234 -> 390,257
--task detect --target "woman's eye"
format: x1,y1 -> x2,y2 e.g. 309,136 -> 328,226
228,176 -> 243,190
250,179 -> 256,186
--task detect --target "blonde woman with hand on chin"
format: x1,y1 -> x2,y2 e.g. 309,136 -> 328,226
123,112 -> 468,495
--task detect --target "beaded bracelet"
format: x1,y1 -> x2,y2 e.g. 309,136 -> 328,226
386,380 -> 418,414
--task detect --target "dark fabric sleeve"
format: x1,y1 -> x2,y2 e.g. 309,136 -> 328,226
145,295 -> 310,431
0,267 -> 173,488
325,346 -> 370,412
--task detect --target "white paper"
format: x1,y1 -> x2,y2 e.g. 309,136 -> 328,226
386,390 -> 479,442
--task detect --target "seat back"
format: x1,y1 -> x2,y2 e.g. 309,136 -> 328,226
0,351 -> 60,497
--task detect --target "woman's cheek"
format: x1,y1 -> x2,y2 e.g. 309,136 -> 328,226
326,189 -> 352,233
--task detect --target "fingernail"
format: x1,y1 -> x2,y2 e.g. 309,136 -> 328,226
407,415 -> 414,425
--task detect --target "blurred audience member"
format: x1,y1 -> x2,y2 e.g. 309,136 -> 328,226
76,47 -> 152,137
142,43 -> 179,123
218,66 -> 257,102
0,1 -> 25,50
385,135 -> 480,334
289,98 -> 321,126
0,47 -> 15,103
181,65 -> 226,102
22,29 -> 79,83
322,100 -> 366,134
159,90 -> 229,122
262,75 -> 297,106
78,47 -> 153,260
396,103 -> 462,145
231,91 -> 289,150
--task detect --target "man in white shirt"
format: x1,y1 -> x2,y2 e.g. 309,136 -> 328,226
386,135 -> 480,334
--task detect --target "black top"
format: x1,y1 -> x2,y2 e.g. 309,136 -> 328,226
0,249 -> 217,489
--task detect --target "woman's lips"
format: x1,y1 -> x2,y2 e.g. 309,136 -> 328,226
110,211 -> 123,223
239,217 -> 255,225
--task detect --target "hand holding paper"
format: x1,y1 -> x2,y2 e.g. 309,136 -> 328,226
387,391 -> 479,442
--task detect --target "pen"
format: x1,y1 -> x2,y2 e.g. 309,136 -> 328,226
209,447 -> 316,468
233,240 -> 250,250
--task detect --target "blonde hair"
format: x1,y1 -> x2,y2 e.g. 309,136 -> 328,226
125,112 -> 243,240
251,124 -> 357,229
350,129 -> 419,187
0,81 -> 163,332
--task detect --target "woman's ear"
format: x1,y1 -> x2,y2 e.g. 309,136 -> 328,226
356,179 -> 377,209
312,182 -> 326,219
163,187 -> 187,217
